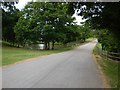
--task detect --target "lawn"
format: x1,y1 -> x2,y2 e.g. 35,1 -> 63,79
93,44 -> 120,88
2,38 -> 94,66
2,45 -> 74,66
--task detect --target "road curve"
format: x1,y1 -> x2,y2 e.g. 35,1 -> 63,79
3,40 -> 104,88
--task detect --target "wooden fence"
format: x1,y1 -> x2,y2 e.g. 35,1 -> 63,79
96,45 -> 120,61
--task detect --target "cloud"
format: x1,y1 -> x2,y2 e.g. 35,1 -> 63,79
73,13 -> 86,25
15,0 -> 32,10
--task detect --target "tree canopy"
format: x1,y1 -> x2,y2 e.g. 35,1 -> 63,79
2,2 -> 20,45
68,2 -> 120,53
3,1 -> 116,52
14,2 -> 82,49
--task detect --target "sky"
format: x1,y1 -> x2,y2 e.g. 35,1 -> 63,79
15,0 -> 32,10
15,0 -> 85,25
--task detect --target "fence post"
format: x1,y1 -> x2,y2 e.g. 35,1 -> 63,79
96,44 -> 120,61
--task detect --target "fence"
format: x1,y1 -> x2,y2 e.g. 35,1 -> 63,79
96,45 -> 120,62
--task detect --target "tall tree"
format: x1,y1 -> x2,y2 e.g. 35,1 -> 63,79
2,2 -> 20,45
68,2 -> 120,52
14,2 -> 76,50
80,23 -> 92,42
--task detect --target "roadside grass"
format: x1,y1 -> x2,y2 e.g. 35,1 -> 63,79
2,38 -> 94,66
93,44 -> 120,88
2,39 -> 91,66
86,37 -> 96,42
2,45 -> 74,66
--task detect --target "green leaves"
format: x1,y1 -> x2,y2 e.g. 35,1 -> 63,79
2,2 -> 20,45
96,29 -> 120,53
13,2 -> 76,49
68,2 -> 120,53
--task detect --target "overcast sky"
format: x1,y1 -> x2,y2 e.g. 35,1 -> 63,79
15,0 -> 85,25
15,0 -> 32,10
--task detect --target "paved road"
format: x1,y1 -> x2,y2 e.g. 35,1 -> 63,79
3,40 -> 104,88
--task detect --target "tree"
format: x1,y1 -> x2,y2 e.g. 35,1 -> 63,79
14,16 -> 30,47
14,2 -> 76,49
96,29 -> 120,53
2,2 -> 20,45
68,2 -> 120,53
80,23 -> 92,42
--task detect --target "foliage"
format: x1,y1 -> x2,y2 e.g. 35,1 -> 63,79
68,2 -> 120,53
14,2 -> 80,49
95,29 -> 120,53
2,2 -> 93,50
93,44 -> 119,88
74,23 -> 93,42
2,2 -> 21,45
80,23 -> 92,42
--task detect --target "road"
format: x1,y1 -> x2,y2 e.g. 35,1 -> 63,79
3,40 -> 104,88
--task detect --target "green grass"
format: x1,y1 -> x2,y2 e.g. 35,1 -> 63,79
93,44 -> 120,88
2,38 -> 94,66
2,39 -> 82,66
2,45 -> 74,66
86,37 -> 96,42
97,43 -> 102,48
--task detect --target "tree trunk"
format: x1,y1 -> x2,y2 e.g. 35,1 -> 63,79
47,42 -> 50,50
44,42 -> 47,50
12,41 -> 15,46
23,40 -> 27,48
83,38 -> 85,42
17,44 -> 19,48
52,41 -> 55,50
23,42 -> 26,48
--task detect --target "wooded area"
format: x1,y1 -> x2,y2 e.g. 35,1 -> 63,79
1,2 -> 120,53
2,2 -> 92,50
68,2 -> 120,53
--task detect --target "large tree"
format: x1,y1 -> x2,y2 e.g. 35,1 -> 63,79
68,2 -> 120,52
2,2 -> 20,45
14,2 -> 77,49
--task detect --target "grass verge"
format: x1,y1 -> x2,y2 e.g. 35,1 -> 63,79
2,45 -> 75,66
93,44 -> 120,88
2,38 -> 94,66
2,39 -> 92,66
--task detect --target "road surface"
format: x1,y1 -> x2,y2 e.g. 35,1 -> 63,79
3,40 -> 104,88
